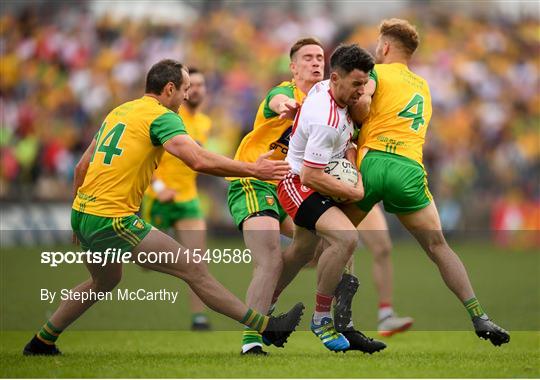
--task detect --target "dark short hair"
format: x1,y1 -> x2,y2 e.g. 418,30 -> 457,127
330,44 -> 374,75
188,67 -> 201,76
145,59 -> 186,95
289,37 -> 324,60
379,18 -> 419,56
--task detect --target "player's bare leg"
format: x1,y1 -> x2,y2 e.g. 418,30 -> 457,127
24,229 -> 304,355
274,226 -> 321,296
23,261 -> 124,356
239,215 -> 286,354
51,262 -> 123,331
175,218 -> 211,331
134,228 -> 253,320
307,207 -> 359,352
358,204 -> 413,336
397,202 -> 510,346
134,229 -> 304,347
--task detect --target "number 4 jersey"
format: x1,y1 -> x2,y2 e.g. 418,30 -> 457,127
73,96 -> 187,217
358,63 -> 432,166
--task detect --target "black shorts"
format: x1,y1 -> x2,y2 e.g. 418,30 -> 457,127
294,192 -> 336,231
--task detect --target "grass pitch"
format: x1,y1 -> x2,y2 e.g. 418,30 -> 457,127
1,237 -> 539,377
1,331 -> 539,378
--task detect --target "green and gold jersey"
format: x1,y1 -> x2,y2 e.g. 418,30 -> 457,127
73,96 -> 187,217
228,80 -> 306,184
358,63 -> 432,167
146,108 -> 212,203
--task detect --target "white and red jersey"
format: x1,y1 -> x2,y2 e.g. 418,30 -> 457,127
287,80 -> 354,174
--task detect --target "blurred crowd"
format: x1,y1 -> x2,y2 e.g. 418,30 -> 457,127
1,2 -> 538,234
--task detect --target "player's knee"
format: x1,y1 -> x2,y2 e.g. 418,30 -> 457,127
252,237 -> 282,262
372,241 -> 392,260
341,231 -> 358,256
335,231 -> 358,257
254,250 -> 283,275
426,233 -> 448,257
182,262 -> 208,283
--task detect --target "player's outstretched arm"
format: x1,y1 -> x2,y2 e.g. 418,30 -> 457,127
164,134 -> 290,181
300,165 -> 364,202
269,94 -> 299,120
350,79 -> 376,124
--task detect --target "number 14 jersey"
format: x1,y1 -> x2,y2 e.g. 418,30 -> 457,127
73,96 -> 187,217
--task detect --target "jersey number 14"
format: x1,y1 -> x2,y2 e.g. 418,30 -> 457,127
91,122 -> 126,165
398,93 -> 425,132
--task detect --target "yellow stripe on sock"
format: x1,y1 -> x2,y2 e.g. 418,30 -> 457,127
258,316 -> 269,333
43,324 -> 59,337
36,334 -> 54,345
244,312 -> 258,326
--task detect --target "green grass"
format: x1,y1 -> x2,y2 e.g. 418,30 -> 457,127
1,331 -> 539,378
1,238 -> 539,377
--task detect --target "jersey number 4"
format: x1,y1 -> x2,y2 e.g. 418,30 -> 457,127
91,122 -> 126,165
398,93 -> 425,132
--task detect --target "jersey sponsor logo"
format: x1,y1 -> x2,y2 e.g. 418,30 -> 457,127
269,126 -> 293,156
377,135 -> 406,154
265,195 -> 275,206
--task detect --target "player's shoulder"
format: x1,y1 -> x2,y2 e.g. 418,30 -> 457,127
268,80 -> 295,95
307,79 -> 330,97
137,96 -> 179,122
301,86 -> 333,122
106,97 -> 170,124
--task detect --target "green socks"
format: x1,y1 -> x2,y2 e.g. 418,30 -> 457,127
240,308 -> 269,333
464,297 -> 486,318
37,321 -> 62,345
242,328 -> 263,346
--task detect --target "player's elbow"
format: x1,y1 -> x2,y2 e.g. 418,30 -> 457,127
187,150 -> 212,173
189,159 -> 205,172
